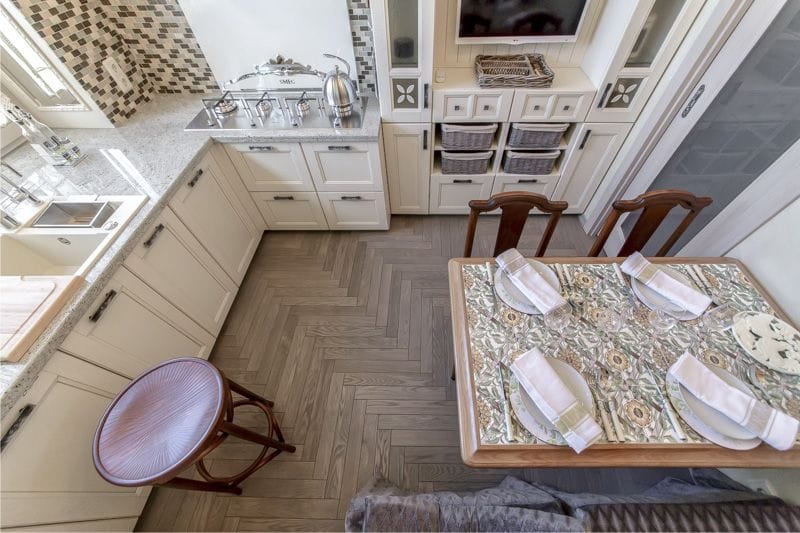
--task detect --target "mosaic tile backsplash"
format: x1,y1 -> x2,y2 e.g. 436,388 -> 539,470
13,0 -> 377,124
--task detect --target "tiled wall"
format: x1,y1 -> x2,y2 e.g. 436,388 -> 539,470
348,0 -> 377,96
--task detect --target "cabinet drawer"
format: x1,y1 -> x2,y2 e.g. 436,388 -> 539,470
429,175 -> 493,215
225,143 -> 313,191
440,94 -> 472,120
301,142 -> 383,192
317,192 -> 389,230
252,191 -> 329,230
510,93 -> 552,121
473,93 -> 512,121
550,94 -> 588,121
490,174 -> 558,198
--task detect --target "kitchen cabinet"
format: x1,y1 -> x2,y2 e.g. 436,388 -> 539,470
429,175 -> 493,215
433,89 -> 514,122
252,191 -> 329,230
224,143 -> 313,192
554,123 -> 633,214
60,267 -> 215,379
0,352 -> 149,530
302,142 -> 383,192
491,174 -> 558,198
383,123 -> 431,214
318,192 -> 389,230
124,207 -> 237,336
169,151 -> 261,284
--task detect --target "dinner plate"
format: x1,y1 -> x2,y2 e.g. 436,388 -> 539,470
631,266 -> 699,321
494,260 -> 561,315
508,358 -> 594,446
666,364 -> 761,450
732,312 -> 800,376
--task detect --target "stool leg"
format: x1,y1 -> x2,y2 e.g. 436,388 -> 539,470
220,421 -> 296,453
164,476 -> 242,495
228,379 -> 274,408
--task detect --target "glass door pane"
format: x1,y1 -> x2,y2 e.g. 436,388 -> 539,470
388,0 -> 418,69
625,0 -> 686,68
622,0 -> 800,254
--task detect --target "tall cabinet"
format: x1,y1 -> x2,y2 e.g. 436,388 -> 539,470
372,0 -> 435,214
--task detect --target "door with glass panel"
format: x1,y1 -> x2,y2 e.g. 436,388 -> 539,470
371,0 -> 435,122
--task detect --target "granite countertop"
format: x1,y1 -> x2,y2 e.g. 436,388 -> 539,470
0,94 -> 381,419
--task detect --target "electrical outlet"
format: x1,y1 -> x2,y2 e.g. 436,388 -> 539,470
102,57 -> 133,93
748,478 -> 777,497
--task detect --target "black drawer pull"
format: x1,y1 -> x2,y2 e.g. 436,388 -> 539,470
248,145 -> 274,151
423,83 -> 429,109
453,179 -> 473,184
143,223 -> 165,248
422,129 -> 428,150
328,145 -> 352,151
341,195 -> 363,200
187,169 -> 203,187
533,105 -> 540,111
518,179 -> 539,183
454,105 -> 461,111
579,129 -> 592,150
1,404 -> 34,452
483,104 -> 490,111
563,105 -> 571,111
273,195 -> 294,200
89,290 -> 117,323
598,83 -> 613,108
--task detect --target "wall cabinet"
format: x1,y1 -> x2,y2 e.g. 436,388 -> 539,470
124,207 -> 237,336
0,352 -> 148,530
169,152 -> 261,284
429,175 -> 493,215
383,123 -> 431,214
318,192 -> 389,229
225,143 -> 313,191
302,142 -> 383,192
252,191 -> 329,230
60,267 -> 215,379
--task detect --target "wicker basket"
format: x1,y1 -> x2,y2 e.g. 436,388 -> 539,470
475,54 -> 554,88
507,123 -> 568,149
441,151 -> 492,175
503,150 -> 559,175
440,123 -> 497,150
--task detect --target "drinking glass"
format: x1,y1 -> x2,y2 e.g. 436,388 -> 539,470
647,308 -> 677,334
544,303 -> 573,356
702,303 -> 740,334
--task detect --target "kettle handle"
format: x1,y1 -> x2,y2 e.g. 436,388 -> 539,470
323,53 -> 351,77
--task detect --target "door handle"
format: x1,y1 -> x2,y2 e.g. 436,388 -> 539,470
340,195 -> 363,200
187,169 -> 203,187
328,145 -> 352,151
579,129 -> 592,150
422,129 -> 428,150
89,290 -> 117,322
0,404 -> 34,452
142,223 -> 165,248
517,179 -> 539,183
681,84 -> 705,118
598,83 -> 612,108
453,179 -> 473,184
273,195 -> 294,200
248,145 -> 274,151
423,83 -> 429,109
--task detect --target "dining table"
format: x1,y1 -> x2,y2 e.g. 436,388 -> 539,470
448,256 -> 800,468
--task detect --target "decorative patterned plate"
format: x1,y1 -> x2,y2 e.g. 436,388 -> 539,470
494,260 -> 561,315
666,365 -> 761,450
508,358 -> 595,446
631,266 -> 699,321
732,312 -> 800,376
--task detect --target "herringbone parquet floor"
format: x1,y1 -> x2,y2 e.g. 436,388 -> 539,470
136,215 -> 689,532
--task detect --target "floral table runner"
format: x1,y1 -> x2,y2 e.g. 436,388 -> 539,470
462,262 -> 800,445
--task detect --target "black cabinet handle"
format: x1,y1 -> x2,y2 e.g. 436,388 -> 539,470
422,129 -> 428,150
453,179 -> 473,184
533,105 -> 540,111
483,104 -> 490,111
518,179 -> 539,183
248,145 -> 274,151
423,83 -> 429,109
454,105 -> 461,111
89,290 -> 117,323
328,145 -> 352,151
341,195 -> 363,200
0,404 -> 34,452
143,223 -> 165,248
598,83 -> 613,108
563,105 -> 571,111
187,169 -> 203,187
273,195 -> 294,200
579,129 -> 592,150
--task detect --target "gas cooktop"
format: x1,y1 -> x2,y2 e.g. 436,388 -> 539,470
185,89 -> 366,131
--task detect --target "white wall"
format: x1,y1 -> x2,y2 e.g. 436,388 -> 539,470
727,197 -> 800,325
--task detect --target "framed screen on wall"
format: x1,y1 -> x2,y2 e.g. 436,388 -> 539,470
456,0 -> 589,44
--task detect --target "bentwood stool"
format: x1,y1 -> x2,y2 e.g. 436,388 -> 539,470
92,357 -> 294,495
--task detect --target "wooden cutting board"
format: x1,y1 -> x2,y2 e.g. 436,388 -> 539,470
0,275 -> 83,362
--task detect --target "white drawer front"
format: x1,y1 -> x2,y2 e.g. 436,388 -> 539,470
473,93 -> 511,121
429,175 -> 493,215
252,191 -> 329,230
440,94 -> 472,120
510,93 -> 552,121
225,143 -> 313,191
301,142 -> 382,192
490,174 -> 558,198
550,94 -> 589,121
317,192 -> 389,230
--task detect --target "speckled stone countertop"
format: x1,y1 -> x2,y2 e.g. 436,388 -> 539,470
0,94 -> 381,419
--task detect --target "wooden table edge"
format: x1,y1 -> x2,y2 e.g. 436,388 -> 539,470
447,256 -> 799,468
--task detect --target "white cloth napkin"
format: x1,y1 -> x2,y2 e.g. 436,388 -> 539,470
669,353 -> 799,450
495,249 -> 567,314
621,252 -> 711,316
510,347 -> 603,453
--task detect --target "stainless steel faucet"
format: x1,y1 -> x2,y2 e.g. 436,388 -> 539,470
0,162 -> 42,205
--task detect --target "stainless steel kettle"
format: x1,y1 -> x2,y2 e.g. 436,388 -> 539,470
321,53 -> 358,118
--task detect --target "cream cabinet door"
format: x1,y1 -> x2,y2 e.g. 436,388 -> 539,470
382,123 -> 431,214
124,207 -> 237,336
490,174 -> 558,198
429,175 -> 493,215
224,143 -> 313,191
555,123 -> 632,214
252,191 -> 329,230
0,352 -> 149,529
169,152 -> 261,284
301,142 -> 383,192
317,192 -> 389,230
61,267 -> 215,379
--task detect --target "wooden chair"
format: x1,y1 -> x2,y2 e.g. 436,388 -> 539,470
463,191 -> 569,257
588,189 -> 713,257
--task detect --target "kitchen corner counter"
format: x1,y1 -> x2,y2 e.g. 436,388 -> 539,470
0,94 -> 381,419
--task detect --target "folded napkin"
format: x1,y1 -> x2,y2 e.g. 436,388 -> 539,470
621,252 -> 711,316
669,353 -> 799,450
510,347 -> 603,453
495,249 -> 567,314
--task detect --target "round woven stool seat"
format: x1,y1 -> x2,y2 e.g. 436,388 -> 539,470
93,358 -> 225,486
